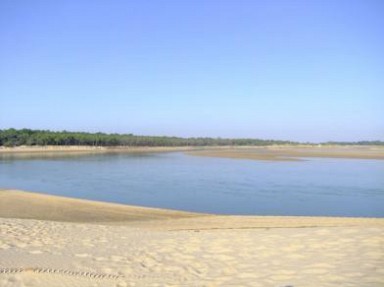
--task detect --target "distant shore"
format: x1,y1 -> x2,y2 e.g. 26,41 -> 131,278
187,145 -> 384,161
1,145 -> 384,161
0,145 -> 196,154
0,189 -> 383,286
0,145 -> 198,159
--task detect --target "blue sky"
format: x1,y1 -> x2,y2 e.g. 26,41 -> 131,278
0,0 -> 383,142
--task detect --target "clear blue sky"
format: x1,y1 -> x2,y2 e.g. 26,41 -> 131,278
0,0 -> 383,142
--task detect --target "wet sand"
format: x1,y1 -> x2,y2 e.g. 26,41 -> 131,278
0,190 -> 201,223
187,145 -> 384,161
0,146 -> 196,160
0,190 -> 383,286
2,145 -> 383,162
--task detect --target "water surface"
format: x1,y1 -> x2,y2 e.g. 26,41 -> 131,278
0,152 -> 383,217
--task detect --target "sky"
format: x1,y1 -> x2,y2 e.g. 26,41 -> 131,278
0,0 -> 383,142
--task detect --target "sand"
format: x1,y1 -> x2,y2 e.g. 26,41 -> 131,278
0,190 -> 200,223
0,146 -> 197,154
0,190 -> 383,287
2,145 -> 384,162
187,145 -> 384,161
0,146 -> 197,160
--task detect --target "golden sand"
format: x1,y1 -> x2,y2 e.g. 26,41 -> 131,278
0,189 -> 383,286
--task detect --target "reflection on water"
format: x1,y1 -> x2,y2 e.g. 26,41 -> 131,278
0,152 -> 383,217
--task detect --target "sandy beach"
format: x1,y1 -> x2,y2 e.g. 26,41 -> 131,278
0,190 -> 383,287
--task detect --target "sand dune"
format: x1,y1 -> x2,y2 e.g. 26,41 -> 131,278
0,190 -> 383,287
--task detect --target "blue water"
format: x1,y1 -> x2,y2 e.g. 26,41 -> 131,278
0,152 -> 383,217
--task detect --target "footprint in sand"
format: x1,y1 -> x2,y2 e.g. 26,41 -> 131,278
102,267 -> 117,275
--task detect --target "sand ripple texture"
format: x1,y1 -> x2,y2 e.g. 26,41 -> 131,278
0,218 -> 383,287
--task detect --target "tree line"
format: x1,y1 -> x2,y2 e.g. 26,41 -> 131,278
0,128 -> 298,147
0,129 -> 382,147
323,141 -> 384,146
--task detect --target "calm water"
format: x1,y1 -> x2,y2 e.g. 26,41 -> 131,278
0,152 -> 383,217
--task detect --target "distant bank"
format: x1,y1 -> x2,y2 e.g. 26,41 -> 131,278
1,144 -> 383,161
1,128 -> 383,148
0,145 -> 195,154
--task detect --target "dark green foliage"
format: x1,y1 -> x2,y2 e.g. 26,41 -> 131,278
0,128 -> 298,147
0,129 -> 382,147
324,141 -> 384,146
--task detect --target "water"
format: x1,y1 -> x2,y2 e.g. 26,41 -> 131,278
0,152 -> 383,217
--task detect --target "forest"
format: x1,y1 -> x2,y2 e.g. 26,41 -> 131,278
0,129 -> 382,147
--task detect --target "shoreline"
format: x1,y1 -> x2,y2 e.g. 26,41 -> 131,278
187,145 -> 384,161
0,145 -> 197,154
1,189 -> 383,225
0,189 -> 203,224
0,146 -> 199,160
1,189 -> 383,286
1,145 -> 383,161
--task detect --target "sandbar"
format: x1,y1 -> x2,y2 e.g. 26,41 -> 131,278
2,145 -> 383,162
187,145 -> 384,161
0,146 -> 196,160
